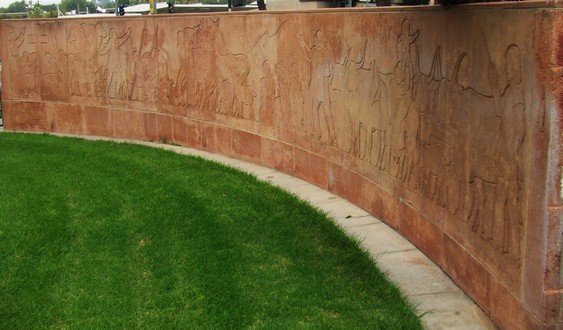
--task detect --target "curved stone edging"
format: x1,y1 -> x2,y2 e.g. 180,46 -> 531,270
27,131 -> 497,329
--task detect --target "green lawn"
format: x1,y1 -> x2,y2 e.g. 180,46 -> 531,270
0,132 -> 422,329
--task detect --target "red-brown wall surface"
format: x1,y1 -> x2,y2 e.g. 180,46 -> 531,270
1,3 -> 562,328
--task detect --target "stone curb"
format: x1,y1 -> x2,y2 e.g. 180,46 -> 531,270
0,131 -> 497,329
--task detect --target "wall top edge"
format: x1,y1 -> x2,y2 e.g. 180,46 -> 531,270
0,0 -> 561,23
279,0 -> 563,11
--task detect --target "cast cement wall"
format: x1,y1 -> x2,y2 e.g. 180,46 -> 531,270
0,3 -> 562,328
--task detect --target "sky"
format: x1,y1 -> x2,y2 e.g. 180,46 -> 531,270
0,0 -> 60,9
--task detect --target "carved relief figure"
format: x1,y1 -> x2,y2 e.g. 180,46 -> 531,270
67,22 -> 99,98
275,60 -> 306,134
259,60 -> 279,126
215,54 -> 257,120
102,27 -> 132,100
191,19 -> 220,111
298,30 -> 336,145
491,45 -> 525,255
389,20 -> 421,185
465,43 -> 525,259
442,53 -> 471,215
37,23 -> 68,101
129,23 -> 158,104
212,20 -> 261,121
174,21 -> 212,108
8,28 -> 39,98
418,48 -> 450,206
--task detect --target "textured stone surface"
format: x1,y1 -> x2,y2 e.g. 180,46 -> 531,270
1,4 -> 562,328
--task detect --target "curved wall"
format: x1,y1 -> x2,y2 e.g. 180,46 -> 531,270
1,4 -> 562,328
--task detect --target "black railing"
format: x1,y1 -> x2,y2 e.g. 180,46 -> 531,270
334,0 -> 356,6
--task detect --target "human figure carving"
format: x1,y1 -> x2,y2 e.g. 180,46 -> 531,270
298,31 -> 336,145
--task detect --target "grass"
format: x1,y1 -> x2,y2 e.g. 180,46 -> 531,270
0,132 -> 422,329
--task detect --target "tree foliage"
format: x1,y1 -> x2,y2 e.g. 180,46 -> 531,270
42,4 -> 58,12
60,0 -> 96,13
6,0 -> 26,13
28,2 -> 43,17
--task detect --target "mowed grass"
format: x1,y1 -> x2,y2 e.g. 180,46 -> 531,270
0,133 -> 422,329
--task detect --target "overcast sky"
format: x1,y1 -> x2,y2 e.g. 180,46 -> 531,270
0,0 -> 59,9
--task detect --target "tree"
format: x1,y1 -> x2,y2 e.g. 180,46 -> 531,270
28,2 -> 44,17
60,0 -> 96,13
39,3 -> 58,17
42,4 -> 57,12
6,0 -> 26,13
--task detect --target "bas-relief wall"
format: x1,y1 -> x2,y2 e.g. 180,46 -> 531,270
276,12 -> 527,291
0,6 -> 561,329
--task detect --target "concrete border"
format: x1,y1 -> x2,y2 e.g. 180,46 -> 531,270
9,131 -> 496,329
